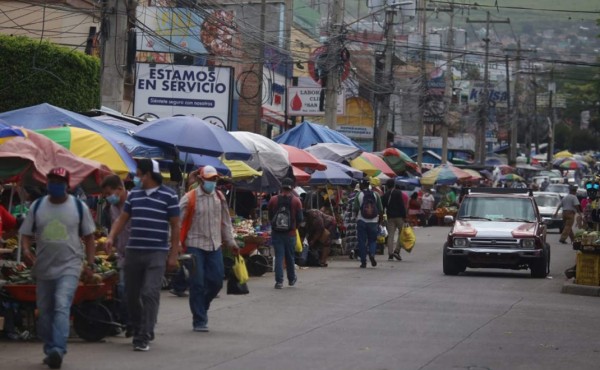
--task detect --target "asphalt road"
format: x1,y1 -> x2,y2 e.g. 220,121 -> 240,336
2,226 -> 599,370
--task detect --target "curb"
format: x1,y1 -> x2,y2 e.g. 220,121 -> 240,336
561,279 -> 600,297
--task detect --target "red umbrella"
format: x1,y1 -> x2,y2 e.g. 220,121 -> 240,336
292,166 -> 311,185
498,165 -> 515,175
360,152 -> 396,177
280,144 -> 327,170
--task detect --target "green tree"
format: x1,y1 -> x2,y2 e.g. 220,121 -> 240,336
0,35 -> 100,112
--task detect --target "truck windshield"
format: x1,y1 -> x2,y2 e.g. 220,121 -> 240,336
458,197 -> 536,222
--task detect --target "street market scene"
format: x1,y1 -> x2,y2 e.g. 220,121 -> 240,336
1,1 -> 600,369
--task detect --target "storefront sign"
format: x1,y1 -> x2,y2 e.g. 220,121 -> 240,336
134,63 -> 233,127
287,87 -> 345,116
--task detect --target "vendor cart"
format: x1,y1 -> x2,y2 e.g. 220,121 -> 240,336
238,234 -> 273,277
0,272 -> 122,342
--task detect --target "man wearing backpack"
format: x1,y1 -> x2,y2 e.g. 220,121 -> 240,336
178,165 -> 238,332
20,168 -> 96,369
268,178 -> 303,289
353,179 -> 383,268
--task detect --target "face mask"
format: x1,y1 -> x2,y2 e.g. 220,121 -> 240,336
133,176 -> 142,187
106,194 -> 120,205
47,183 -> 67,198
202,181 -> 216,193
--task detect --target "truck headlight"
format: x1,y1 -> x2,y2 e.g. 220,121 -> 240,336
521,239 -> 536,249
453,238 -> 468,247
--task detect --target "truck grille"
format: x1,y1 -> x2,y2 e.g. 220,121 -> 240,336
469,238 -> 519,248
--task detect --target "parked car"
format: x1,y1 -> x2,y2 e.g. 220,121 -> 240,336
533,192 -> 563,232
443,188 -> 550,278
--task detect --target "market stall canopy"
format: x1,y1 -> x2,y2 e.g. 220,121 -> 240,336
553,150 -> 573,159
279,144 -> 326,171
304,143 -> 363,163
420,164 -> 472,186
36,126 -> 136,177
309,162 -> 354,186
463,169 -> 483,180
381,147 -> 420,174
0,129 -> 112,191
292,166 -> 311,185
320,159 -> 363,179
134,116 -> 251,160
273,121 -> 363,149
557,158 -> 588,170
500,174 -> 525,182
0,103 -> 163,158
222,159 -> 262,181
352,152 -> 395,177
178,153 -> 231,177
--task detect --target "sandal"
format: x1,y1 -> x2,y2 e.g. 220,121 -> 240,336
319,263 -> 328,267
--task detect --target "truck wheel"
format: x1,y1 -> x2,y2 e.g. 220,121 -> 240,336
443,245 -> 464,276
530,246 -> 550,278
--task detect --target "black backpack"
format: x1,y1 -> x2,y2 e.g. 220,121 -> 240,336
271,195 -> 293,232
360,190 -> 379,219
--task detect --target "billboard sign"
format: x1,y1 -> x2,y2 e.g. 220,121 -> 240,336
287,87 -> 345,116
134,63 -> 233,128
468,81 -> 508,108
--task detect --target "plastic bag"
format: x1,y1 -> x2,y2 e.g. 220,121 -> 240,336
295,229 -> 303,253
227,272 -> 249,295
400,225 -> 416,253
232,255 -> 249,284
378,225 -> 388,237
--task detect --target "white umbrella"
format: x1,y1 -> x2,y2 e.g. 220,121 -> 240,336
304,143 -> 363,163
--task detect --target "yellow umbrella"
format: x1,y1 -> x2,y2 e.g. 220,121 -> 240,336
223,159 -> 262,180
349,156 -> 380,176
553,150 -> 573,159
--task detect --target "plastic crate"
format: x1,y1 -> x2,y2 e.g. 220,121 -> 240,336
575,252 -> 600,286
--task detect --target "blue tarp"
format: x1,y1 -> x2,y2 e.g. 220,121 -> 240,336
0,103 -> 164,158
273,121 -> 363,149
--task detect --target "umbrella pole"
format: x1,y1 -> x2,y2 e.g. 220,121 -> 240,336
7,183 -> 15,214
181,152 -> 189,197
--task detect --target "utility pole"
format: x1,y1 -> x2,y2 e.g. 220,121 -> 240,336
100,0 -> 131,112
547,70 -> 555,168
441,1 -> 455,164
506,53 -> 515,165
467,12 -> 509,164
416,0 -> 427,168
323,0 -> 345,129
256,0 -> 267,134
376,8 -> 396,151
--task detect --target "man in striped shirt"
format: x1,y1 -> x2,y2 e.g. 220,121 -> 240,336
179,165 -> 238,332
106,159 -> 180,352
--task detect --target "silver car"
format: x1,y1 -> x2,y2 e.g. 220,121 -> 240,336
533,192 -> 563,232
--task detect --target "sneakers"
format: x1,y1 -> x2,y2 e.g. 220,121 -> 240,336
133,342 -> 150,351
289,276 -> 297,286
369,255 -> 377,267
360,262 -> 367,268
169,289 -> 188,297
274,282 -> 283,289
349,250 -> 355,259
43,350 -> 62,369
193,325 -> 209,332
388,255 -> 394,261
393,251 -> 402,261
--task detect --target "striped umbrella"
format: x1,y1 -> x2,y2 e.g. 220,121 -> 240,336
349,153 -> 395,177
420,164 -> 472,186
558,159 -> 588,170
0,127 -> 27,145
381,147 -> 419,173
500,173 -> 525,182
36,126 -> 136,177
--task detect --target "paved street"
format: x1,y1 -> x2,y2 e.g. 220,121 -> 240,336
2,226 -> 599,370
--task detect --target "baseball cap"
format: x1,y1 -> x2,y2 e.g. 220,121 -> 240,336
281,177 -> 294,189
47,167 -> 70,182
199,165 -> 219,180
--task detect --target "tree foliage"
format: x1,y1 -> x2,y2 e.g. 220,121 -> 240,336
0,35 -> 100,112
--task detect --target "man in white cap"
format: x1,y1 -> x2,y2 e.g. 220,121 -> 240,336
179,165 -> 238,332
106,159 -> 180,352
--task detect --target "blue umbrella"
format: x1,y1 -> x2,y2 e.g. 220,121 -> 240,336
395,176 -> 420,186
309,163 -> 354,186
321,160 -> 363,179
134,116 -> 251,160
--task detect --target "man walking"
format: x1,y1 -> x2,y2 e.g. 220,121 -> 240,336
179,165 -> 238,332
381,179 -> 407,261
557,185 -> 582,244
101,174 -> 132,336
354,179 -> 383,268
268,178 -> 303,289
20,168 -> 96,369
106,159 -> 180,352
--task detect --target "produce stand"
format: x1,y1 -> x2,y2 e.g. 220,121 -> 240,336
0,272 -> 121,342
572,230 -> 600,286
434,207 -> 458,225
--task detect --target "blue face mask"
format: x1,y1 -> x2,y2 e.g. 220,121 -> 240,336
47,182 -> 67,198
203,181 -> 216,193
133,176 -> 142,187
106,194 -> 120,205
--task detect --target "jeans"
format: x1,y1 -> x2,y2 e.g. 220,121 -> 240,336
117,269 -> 129,326
36,275 -> 79,356
124,250 -> 167,344
272,232 -> 296,284
357,220 -> 378,264
188,247 -> 224,328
